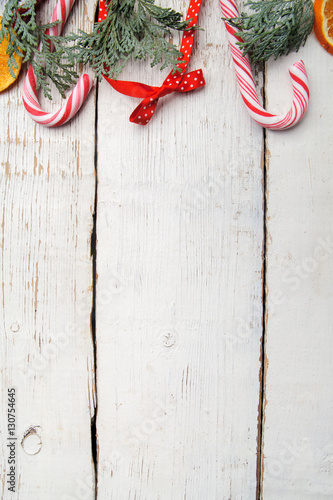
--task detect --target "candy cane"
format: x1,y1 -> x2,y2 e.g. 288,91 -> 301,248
22,0 -> 93,127
220,0 -> 310,130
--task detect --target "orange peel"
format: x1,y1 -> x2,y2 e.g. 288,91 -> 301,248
0,16 -> 22,92
314,0 -> 333,55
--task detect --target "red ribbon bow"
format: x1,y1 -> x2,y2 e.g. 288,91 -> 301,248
98,0 -> 205,125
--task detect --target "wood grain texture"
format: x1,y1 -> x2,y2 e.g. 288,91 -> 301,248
0,1 -> 96,498
261,36 -> 333,499
5,0 -> 333,497
95,0 -> 264,497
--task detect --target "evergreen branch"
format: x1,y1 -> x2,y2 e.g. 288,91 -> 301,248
223,0 -> 314,62
65,0 -> 192,80
141,0 -> 191,30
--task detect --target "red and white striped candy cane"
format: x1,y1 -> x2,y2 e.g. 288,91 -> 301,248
220,0 -> 310,130
22,0 -> 93,127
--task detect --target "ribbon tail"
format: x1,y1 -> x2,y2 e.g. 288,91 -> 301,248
103,76 -> 159,99
130,97 -> 159,125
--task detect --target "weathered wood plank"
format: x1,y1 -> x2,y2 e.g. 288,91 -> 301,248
262,37 -> 333,498
0,1 -> 96,498
95,0 -> 264,497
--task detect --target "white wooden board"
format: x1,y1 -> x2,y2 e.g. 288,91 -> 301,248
95,0 -> 264,497
261,35 -> 333,499
0,1 -> 96,498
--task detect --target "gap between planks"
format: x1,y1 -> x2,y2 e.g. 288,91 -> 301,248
91,79 -> 99,500
256,64 -> 268,500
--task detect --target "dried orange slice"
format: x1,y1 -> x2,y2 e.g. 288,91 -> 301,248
0,16 -> 22,92
314,0 -> 333,55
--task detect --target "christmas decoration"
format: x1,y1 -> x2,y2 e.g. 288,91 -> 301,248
101,0 -> 205,125
22,0 -> 93,126
66,0 -> 194,80
0,15 -> 22,92
223,0 -> 314,63
1,0 -> 193,99
1,0 -> 313,128
0,0 -> 80,99
221,0 -> 310,129
313,0 -> 333,55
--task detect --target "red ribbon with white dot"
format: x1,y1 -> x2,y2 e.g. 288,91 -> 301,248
98,0 -> 205,125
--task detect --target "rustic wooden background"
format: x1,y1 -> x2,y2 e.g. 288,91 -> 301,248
1,0 -> 333,497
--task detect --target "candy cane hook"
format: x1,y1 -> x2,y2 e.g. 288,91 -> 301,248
220,0 -> 310,130
22,0 -> 94,127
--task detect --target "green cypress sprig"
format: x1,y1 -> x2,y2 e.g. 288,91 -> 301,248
223,0 -> 314,63
65,0 -> 193,80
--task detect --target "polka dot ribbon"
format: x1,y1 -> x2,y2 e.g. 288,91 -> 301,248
98,0 -> 205,125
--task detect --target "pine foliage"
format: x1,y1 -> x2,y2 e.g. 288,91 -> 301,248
224,0 -> 314,62
66,0 -> 192,80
